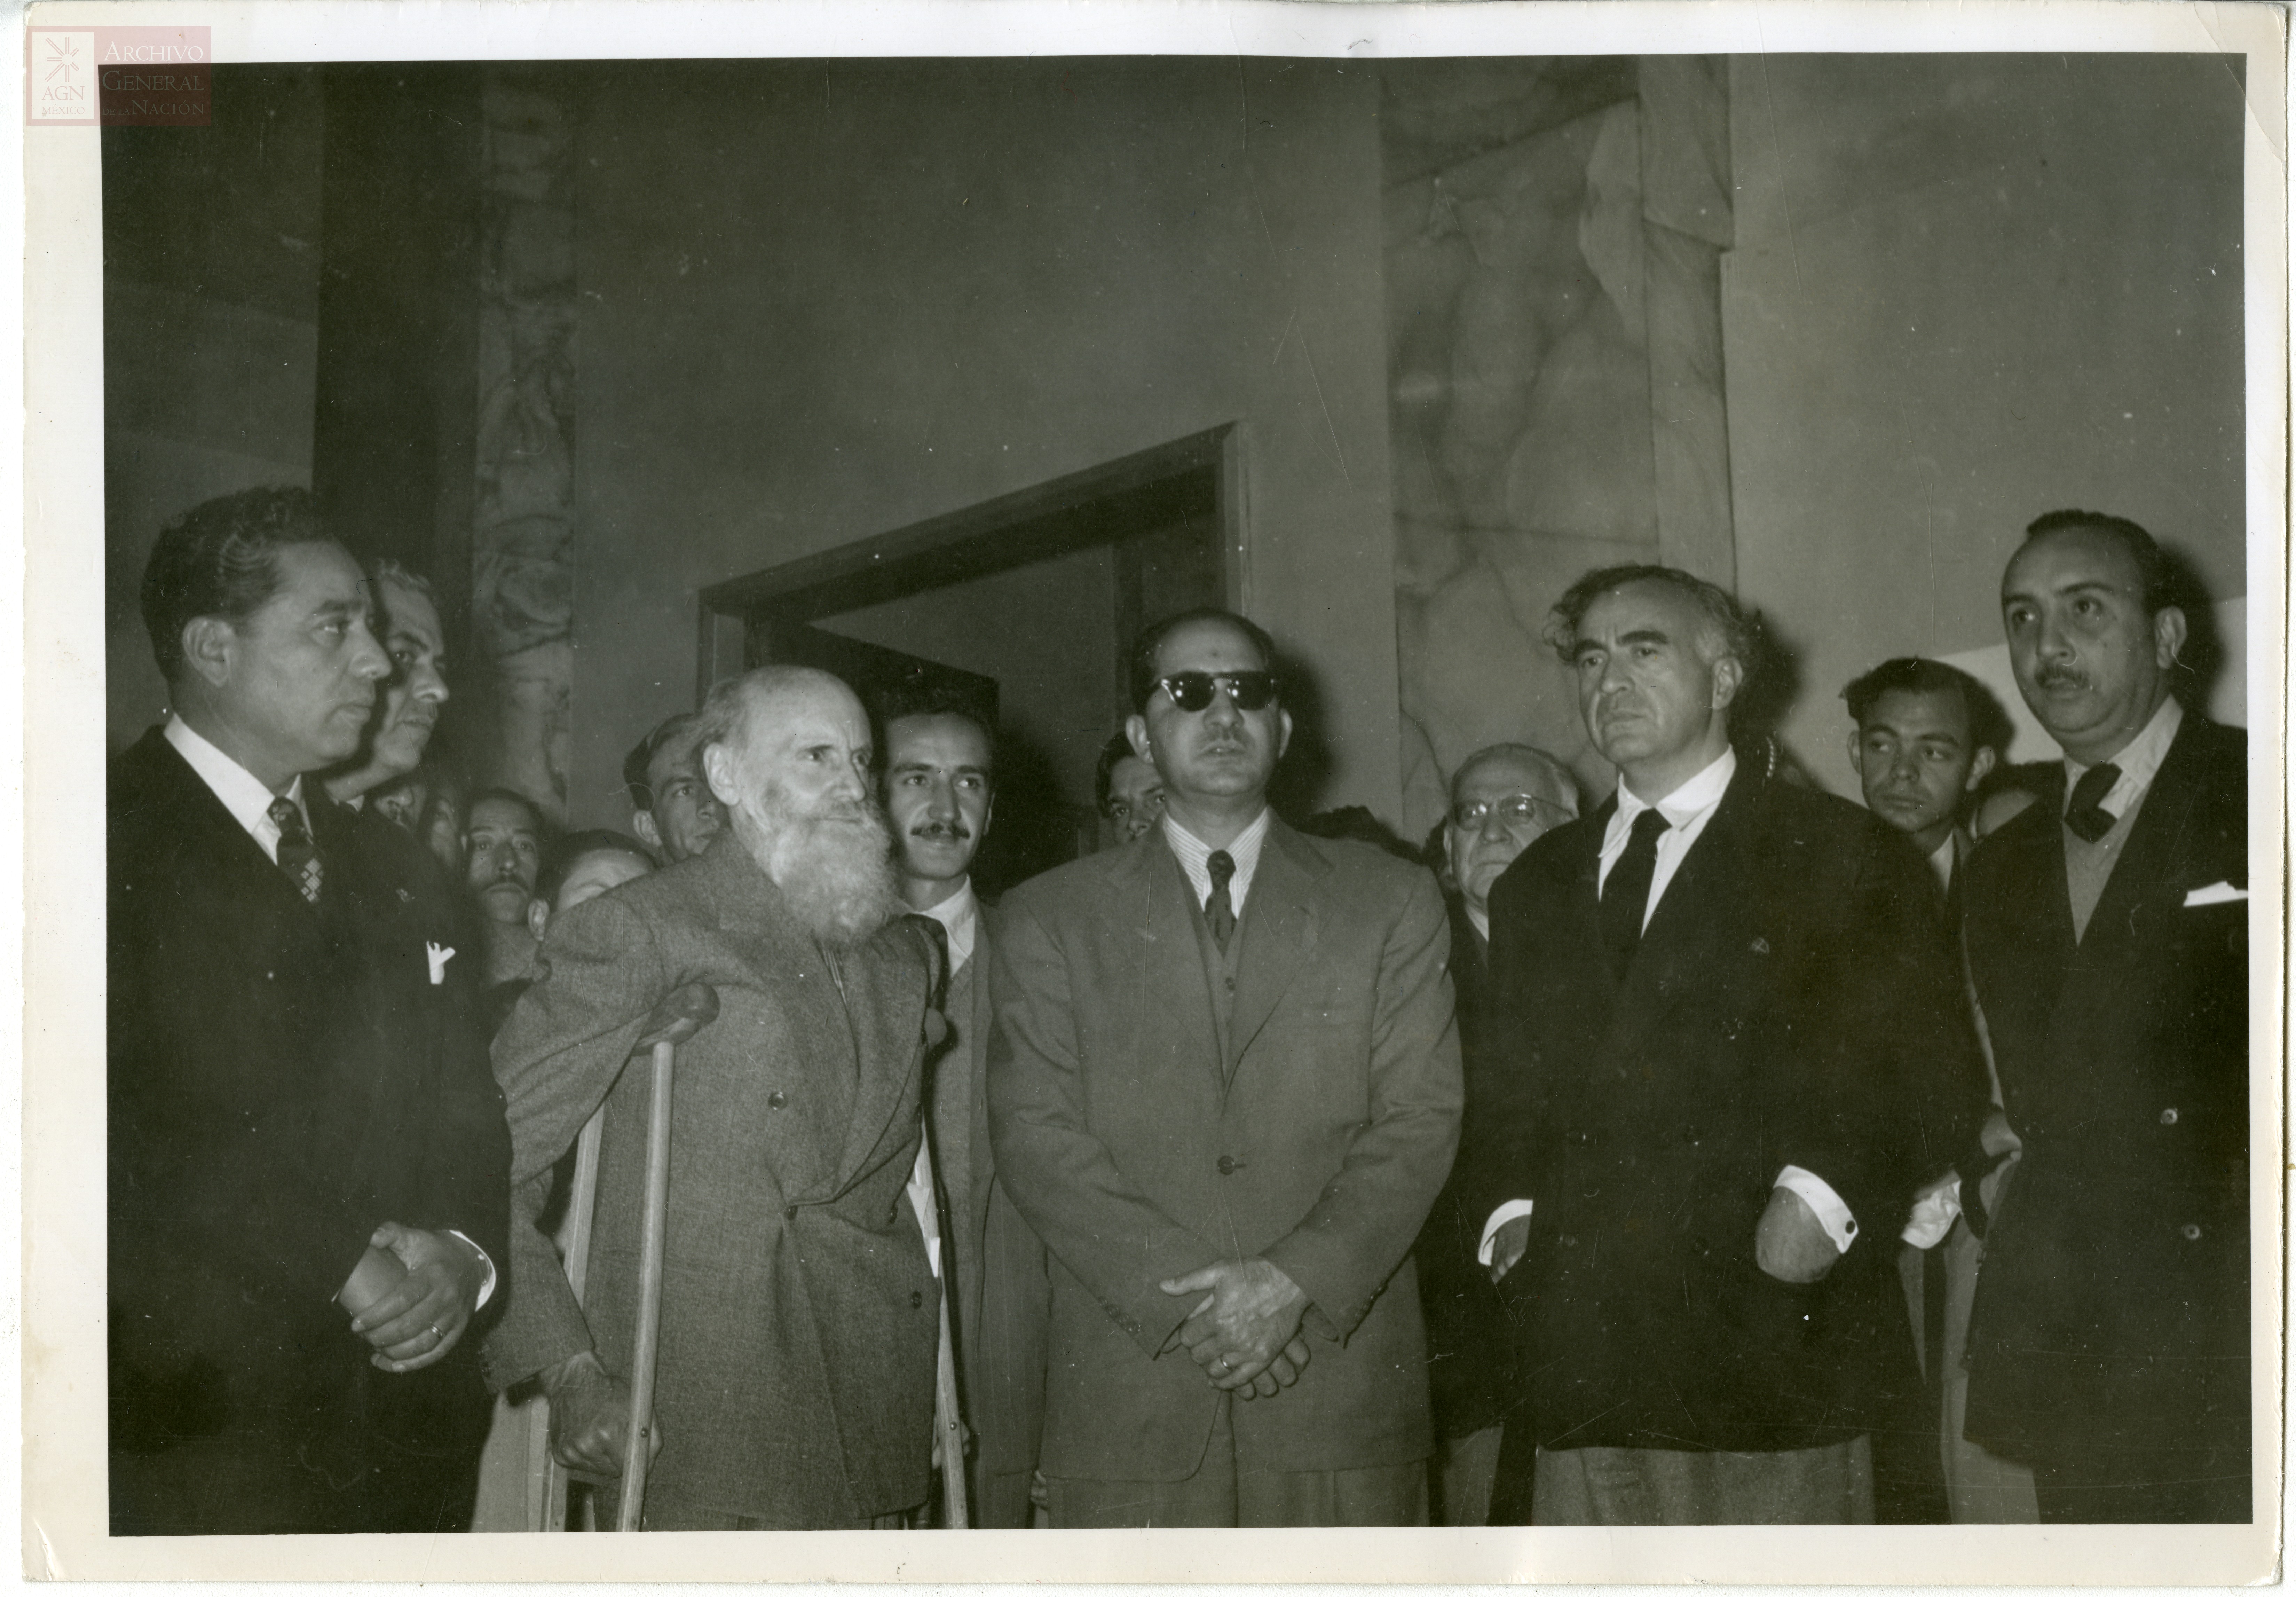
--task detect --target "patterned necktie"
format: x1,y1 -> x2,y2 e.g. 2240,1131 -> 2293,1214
1600,808 -> 1670,976
1205,850 -> 1237,953
269,796 -> 323,905
2064,762 -> 2122,843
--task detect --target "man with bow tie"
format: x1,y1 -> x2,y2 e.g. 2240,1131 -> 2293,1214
1460,564 -> 1986,1525
108,487 -> 511,1534
1958,512 -> 2250,1522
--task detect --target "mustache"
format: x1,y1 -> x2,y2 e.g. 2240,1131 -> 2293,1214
2033,663 -> 2089,690
908,819 -> 972,841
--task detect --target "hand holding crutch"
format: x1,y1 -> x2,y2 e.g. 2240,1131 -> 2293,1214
531,981 -> 719,1531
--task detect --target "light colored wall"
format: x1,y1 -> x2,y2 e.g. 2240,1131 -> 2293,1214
818,542 -> 1120,808
1725,53 -> 2247,794
568,58 -> 1399,829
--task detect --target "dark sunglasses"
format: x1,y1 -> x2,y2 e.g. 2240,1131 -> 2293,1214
1154,671 -> 1280,713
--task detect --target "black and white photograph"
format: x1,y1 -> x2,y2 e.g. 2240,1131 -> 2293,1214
20,0 -> 2285,1582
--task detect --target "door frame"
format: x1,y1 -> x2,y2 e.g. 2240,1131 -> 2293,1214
693,423 -> 1245,696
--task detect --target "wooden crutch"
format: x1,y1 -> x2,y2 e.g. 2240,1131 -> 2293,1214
531,981 -> 719,1532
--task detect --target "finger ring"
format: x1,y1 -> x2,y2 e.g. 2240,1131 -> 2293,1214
1216,1357 -> 1231,1372
429,1324 -> 443,1340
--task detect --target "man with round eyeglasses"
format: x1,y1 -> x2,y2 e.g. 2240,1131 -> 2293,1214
1417,743 -> 1579,1523
990,607 -> 1461,1526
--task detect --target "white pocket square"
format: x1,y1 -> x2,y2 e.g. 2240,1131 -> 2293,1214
2182,882 -> 2247,907
426,942 -> 457,985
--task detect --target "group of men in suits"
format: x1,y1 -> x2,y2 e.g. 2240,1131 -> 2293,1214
109,482 -> 2251,1534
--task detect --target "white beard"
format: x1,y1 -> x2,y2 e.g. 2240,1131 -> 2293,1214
755,788 -> 905,946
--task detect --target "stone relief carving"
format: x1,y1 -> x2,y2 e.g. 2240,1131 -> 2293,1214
473,73 -> 577,821
1387,61 -> 1735,841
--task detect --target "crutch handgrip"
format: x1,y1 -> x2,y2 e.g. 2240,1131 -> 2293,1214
630,982 -> 719,1056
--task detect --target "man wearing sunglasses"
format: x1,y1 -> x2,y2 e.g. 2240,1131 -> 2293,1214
989,608 -> 1462,1527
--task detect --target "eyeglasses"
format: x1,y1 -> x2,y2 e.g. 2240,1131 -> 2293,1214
1153,671 -> 1280,713
1450,794 -> 1574,831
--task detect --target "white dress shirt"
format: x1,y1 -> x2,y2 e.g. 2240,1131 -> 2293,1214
165,715 -> 309,861
163,714 -> 497,1307
1480,744 -> 1859,1265
1926,834 -> 1957,896
1162,807 -> 1273,915
916,877 -> 979,974
2065,693 -> 2183,824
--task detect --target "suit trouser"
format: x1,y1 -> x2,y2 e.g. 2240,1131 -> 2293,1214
1531,1437 -> 1875,1525
1894,1220 -> 2036,1522
1044,1397 -> 1430,1528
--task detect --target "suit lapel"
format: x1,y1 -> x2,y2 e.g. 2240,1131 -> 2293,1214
1228,822 -> 1323,1070
2062,714 -> 2213,980
136,728 -> 320,920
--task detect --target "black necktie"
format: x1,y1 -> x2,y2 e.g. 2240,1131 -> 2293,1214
1205,850 -> 1237,953
269,796 -> 323,905
1600,808 -> 1669,975
2065,763 -> 2122,843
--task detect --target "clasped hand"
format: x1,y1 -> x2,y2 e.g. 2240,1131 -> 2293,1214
1158,1257 -> 1311,1400
341,1222 -> 490,1372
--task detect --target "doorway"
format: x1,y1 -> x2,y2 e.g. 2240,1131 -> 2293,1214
696,426 -> 1242,893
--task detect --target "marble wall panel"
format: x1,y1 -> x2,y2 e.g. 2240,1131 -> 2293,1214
1388,59 -> 1733,841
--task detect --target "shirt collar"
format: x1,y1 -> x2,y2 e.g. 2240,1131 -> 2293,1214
1162,806 -> 1273,911
1926,833 -> 1957,894
916,877 -> 978,970
165,714 -> 307,841
2065,694 -> 2183,819
1613,744 -> 1737,832
1464,902 -> 1491,943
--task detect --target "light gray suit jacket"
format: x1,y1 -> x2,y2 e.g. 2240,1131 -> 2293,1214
482,834 -> 943,1526
988,820 -> 1462,1481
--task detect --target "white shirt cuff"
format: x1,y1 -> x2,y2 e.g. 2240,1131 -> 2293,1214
1477,1199 -> 1536,1265
1773,1166 -> 1857,1254
1899,1173 -> 1963,1249
445,1230 -> 498,1311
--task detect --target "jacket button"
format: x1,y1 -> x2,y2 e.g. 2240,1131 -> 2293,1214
910,1290 -> 924,1309
1216,1155 -> 1237,1175
785,1206 -> 798,1222
2159,1107 -> 2179,1125
768,1091 -> 787,1110
2181,1222 -> 2203,1241
1559,1233 -> 1579,1249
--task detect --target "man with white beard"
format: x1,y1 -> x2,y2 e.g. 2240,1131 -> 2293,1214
484,665 -> 948,1529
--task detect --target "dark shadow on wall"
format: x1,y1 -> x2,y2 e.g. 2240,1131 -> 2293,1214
2159,542 -> 2229,714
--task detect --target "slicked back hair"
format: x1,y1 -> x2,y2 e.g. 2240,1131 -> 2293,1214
624,711 -> 704,810
2021,509 -> 2179,616
535,828 -> 654,909
876,681 -> 997,780
367,558 -> 435,601
1126,608 -> 1280,713
1841,656 -> 2014,759
140,485 -> 332,683
1544,563 -> 1759,689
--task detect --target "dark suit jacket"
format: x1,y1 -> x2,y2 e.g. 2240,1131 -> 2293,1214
1412,897 -> 1515,1440
1959,715 -> 2248,1467
107,727 -> 511,1534
940,904 -> 1052,1528
1463,769 -> 1987,1455
483,833 -> 944,1527
989,820 -> 1462,1480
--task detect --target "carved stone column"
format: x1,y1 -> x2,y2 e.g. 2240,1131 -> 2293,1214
471,70 -> 578,821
